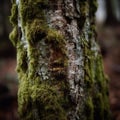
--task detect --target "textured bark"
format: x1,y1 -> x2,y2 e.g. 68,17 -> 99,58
10,0 -> 110,120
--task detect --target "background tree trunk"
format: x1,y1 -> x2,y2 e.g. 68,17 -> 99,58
97,0 -> 120,119
10,0 -> 110,120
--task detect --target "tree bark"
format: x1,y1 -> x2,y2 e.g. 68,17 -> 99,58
10,0 -> 110,120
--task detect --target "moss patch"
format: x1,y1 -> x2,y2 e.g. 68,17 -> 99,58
16,42 -> 28,73
93,93 -> 104,120
18,78 -> 31,119
9,26 -> 18,46
84,97 -> 94,120
26,19 -> 47,46
10,4 -> 18,26
30,83 -> 67,120
20,0 -> 48,26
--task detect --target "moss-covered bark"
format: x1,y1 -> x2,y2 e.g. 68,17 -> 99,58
10,0 -> 111,120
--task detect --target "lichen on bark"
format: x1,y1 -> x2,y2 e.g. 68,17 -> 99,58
9,0 -> 111,120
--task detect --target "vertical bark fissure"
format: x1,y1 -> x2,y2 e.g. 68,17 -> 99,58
47,0 -> 86,119
16,0 -> 28,48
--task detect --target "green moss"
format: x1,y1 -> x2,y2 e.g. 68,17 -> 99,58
9,3 -> 18,47
84,97 -> 94,120
93,93 -> 104,120
26,19 -> 47,45
10,4 -> 18,26
78,1 -> 89,28
27,47 -> 40,81
94,55 -> 107,93
84,58 -> 93,89
81,6 -> 110,118
9,26 -> 18,46
80,1 -> 89,17
94,56 -> 111,120
82,37 -> 94,89
19,11 -> 68,118
18,78 -> 32,119
103,95 -> 111,120
16,42 -> 28,73
20,5 -> 45,25
20,0 -> 48,26
20,0 -> 48,5
17,48 -> 29,117
16,48 -> 29,119
30,83 -> 67,120
46,29 -> 65,43
92,56 -> 110,120
46,29 -> 66,53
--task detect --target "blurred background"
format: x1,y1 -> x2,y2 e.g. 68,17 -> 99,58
0,0 -> 18,119
0,0 -> 120,120
97,1 -> 120,120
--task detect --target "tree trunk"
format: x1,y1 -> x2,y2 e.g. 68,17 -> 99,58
10,0 -> 110,120
104,0 -> 120,25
